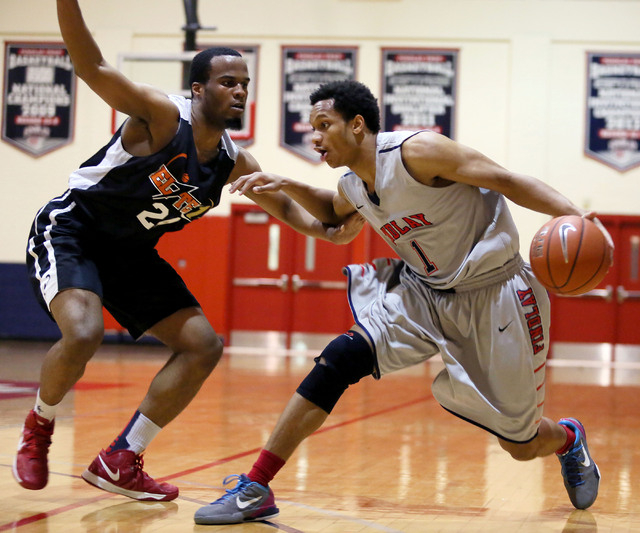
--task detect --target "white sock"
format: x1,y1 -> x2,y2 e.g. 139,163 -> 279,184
34,389 -> 57,422
125,412 -> 161,454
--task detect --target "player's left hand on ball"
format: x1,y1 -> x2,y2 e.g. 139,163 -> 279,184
580,212 -> 614,252
592,216 -> 615,251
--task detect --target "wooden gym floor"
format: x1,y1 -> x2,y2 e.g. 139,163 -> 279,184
1,339 -> 639,532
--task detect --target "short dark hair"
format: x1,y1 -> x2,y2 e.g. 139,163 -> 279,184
189,47 -> 242,88
309,80 -> 381,133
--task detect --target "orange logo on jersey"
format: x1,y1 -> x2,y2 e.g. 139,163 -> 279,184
147,154 -> 210,220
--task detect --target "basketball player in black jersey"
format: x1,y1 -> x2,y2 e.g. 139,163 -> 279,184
13,0 -> 362,501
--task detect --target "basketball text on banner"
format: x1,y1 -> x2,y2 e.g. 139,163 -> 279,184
280,46 -> 357,163
381,48 -> 459,139
2,42 -> 76,157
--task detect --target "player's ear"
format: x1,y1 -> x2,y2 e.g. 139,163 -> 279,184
352,114 -> 365,134
191,82 -> 203,98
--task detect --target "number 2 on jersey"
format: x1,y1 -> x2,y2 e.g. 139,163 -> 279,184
137,202 -> 181,230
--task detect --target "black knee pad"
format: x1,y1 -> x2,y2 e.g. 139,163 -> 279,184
296,331 -> 374,414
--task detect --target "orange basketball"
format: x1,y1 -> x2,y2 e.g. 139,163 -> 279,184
529,215 -> 613,296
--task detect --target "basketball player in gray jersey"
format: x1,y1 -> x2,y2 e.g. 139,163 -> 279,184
195,80 -> 604,524
13,0 -> 361,501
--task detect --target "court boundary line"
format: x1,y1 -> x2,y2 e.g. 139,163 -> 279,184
0,394 -> 433,530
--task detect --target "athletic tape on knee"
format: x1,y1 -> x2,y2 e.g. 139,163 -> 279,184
296,331 -> 373,414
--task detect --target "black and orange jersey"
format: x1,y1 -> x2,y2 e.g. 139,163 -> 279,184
49,95 -> 237,245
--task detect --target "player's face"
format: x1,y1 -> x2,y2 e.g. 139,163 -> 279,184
309,99 -> 355,168
198,56 -> 249,130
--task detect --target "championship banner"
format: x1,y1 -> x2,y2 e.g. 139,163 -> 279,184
381,48 -> 458,138
586,52 -> 640,172
281,46 -> 357,163
2,42 -> 76,157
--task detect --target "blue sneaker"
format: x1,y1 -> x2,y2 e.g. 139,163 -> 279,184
557,418 -> 600,509
194,474 -> 279,525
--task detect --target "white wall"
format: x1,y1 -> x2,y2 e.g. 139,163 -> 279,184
1,0 -> 639,262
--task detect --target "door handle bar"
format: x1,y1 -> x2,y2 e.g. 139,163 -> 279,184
291,274 -> 347,292
617,285 -> 640,304
233,274 -> 289,292
557,285 -> 613,302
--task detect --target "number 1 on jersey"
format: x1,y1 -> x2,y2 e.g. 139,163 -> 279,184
410,239 -> 438,276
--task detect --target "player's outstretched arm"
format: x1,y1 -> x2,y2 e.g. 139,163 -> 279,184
402,131 -> 588,219
228,158 -> 363,244
230,172 -> 348,225
56,0 -> 178,148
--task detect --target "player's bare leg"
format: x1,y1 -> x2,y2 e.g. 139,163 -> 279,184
40,289 -> 105,404
14,289 -> 104,490
194,325 -> 374,524
263,392 -> 329,461
141,307 -> 222,426
498,417 -> 567,460
82,307 -> 221,501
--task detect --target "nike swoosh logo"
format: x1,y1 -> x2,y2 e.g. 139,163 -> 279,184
98,454 -> 120,481
579,449 -> 591,467
356,205 -> 364,210
236,495 -> 262,509
498,321 -> 513,332
559,223 -> 577,263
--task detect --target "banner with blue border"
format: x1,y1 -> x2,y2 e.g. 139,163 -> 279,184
381,48 -> 458,139
586,52 -> 640,172
2,42 -> 76,157
280,46 -> 357,163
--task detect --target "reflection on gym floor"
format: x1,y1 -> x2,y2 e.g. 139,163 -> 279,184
1,338 -> 639,532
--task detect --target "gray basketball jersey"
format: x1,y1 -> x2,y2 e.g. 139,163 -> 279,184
338,131 -> 520,289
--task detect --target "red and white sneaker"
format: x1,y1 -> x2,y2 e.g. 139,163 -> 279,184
13,409 -> 55,490
82,449 -> 178,501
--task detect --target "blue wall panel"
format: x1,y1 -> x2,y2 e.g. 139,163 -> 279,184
0,263 -> 61,340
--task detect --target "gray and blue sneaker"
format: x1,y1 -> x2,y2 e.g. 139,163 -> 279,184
194,474 -> 279,525
557,418 -> 600,509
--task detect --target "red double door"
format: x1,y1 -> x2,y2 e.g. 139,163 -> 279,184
229,207 -> 640,349
549,214 -> 640,346
227,204 -> 358,347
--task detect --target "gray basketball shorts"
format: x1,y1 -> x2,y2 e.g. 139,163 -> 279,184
343,255 -> 550,443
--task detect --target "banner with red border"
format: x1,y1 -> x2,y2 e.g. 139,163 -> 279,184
586,52 -> 640,172
227,45 -> 259,148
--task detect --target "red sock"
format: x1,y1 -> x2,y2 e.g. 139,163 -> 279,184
247,449 -> 286,487
556,424 -> 576,455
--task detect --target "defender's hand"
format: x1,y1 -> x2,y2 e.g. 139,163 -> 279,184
229,172 -> 287,196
